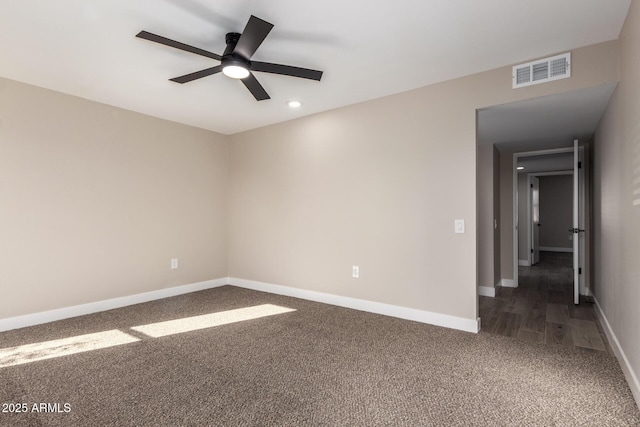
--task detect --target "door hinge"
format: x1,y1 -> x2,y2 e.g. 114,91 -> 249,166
531,249 -> 533,253
578,161 -> 582,169
579,267 -> 582,274
530,184 -> 533,188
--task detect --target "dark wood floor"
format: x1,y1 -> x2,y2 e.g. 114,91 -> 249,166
480,252 -> 611,353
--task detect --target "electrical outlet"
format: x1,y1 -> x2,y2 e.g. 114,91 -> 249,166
171,258 -> 179,269
352,265 -> 360,278
454,219 -> 465,234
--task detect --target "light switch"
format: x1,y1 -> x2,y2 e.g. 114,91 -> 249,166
454,219 -> 465,234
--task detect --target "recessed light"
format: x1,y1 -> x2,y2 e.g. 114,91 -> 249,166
287,100 -> 302,108
517,166 -> 525,170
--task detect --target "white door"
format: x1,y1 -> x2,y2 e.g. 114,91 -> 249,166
578,147 -> 586,294
572,139 -> 580,305
531,176 -> 540,265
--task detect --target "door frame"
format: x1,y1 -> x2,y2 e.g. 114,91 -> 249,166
512,147 -> 575,288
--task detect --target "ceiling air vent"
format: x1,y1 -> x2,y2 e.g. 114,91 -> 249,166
512,53 -> 571,88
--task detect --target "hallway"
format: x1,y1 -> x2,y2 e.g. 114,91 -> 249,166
480,252 -> 611,353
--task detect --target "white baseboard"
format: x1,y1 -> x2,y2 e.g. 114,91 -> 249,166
0,278 -> 228,332
593,297 -> 640,408
518,260 -> 531,267
539,246 -> 573,253
229,277 -> 480,333
479,286 -> 495,298
500,279 -> 516,288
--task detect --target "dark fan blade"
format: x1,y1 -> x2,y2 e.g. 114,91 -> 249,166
136,31 -> 221,61
233,15 -> 274,59
251,61 -> 323,81
241,72 -> 270,101
170,65 -> 223,84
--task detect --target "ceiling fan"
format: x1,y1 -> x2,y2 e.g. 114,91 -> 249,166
136,15 -> 323,101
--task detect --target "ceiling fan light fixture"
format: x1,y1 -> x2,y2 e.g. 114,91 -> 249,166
137,15 -> 323,101
222,64 -> 250,79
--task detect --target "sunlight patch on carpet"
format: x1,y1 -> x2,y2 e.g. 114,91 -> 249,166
131,304 -> 296,338
0,330 -> 140,368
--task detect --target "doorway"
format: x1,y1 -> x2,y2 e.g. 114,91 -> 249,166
475,84 -> 616,326
480,143 -> 604,347
512,146 -> 588,300
527,171 -> 573,267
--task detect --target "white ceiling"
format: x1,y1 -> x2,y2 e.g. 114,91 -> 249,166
0,1 -> 631,135
477,83 -> 618,152
518,152 -> 574,174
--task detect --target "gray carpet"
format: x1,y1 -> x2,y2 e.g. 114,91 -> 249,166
1,285 -> 638,426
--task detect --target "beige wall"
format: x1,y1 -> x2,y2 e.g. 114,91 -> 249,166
229,41 -> 619,321
477,144 -> 495,288
0,39 -> 622,326
539,175 -> 573,249
592,0 -> 640,403
229,95 -> 478,319
0,78 -> 230,318
492,146 -> 501,284
517,173 -> 529,261
499,150 -> 515,282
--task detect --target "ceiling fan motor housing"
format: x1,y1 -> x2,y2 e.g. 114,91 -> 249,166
222,32 -> 250,69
